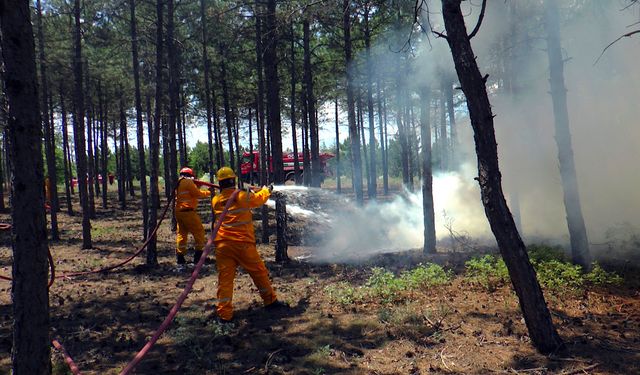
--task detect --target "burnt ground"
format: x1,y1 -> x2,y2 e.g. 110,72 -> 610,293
0,188 -> 639,375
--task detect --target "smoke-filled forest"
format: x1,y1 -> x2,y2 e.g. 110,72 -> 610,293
1,0 -> 639,374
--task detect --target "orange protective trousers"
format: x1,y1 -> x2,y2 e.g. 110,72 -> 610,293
215,241 -> 277,320
175,210 -> 205,256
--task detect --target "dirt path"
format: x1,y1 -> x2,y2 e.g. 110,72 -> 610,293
0,191 -> 638,374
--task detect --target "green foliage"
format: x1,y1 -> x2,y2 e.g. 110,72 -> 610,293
464,255 -> 509,291
325,263 -> 451,306
585,262 -> 624,286
465,245 -> 624,293
534,260 -> 584,292
527,244 -> 566,263
401,263 -> 452,289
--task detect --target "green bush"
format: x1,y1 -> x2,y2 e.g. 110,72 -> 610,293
325,264 -> 452,305
534,259 -> 584,292
527,244 -> 567,263
465,248 -> 624,293
585,262 -> 623,286
465,255 -> 509,290
401,263 -> 452,289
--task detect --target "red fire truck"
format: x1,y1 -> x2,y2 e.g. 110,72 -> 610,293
240,151 -> 334,182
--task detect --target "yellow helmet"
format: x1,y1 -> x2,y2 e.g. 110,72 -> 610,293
216,166 -> 237,181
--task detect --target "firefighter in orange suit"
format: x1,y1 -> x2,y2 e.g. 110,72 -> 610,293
175,167 -> 211,271
211,166 -> 287,322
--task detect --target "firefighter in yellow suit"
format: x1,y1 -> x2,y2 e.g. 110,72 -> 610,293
211,166 -> 288,322
175,167 -> 211,271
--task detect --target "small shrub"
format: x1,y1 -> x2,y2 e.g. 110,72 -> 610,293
585,262 -> 623,286
534,260 -> 584,292
527,244 -> 566,263
400,263 -> 452,289
465,255 -> 509,290
366,267 -> 406,302
324,281 -> 362,306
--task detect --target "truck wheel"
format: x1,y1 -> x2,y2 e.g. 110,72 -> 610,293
285,172 -> 295,182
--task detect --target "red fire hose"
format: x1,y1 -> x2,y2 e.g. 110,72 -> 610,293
0,186 -> 178,284
119,189 -> 239,374
52,339 -> 82,375
52,189 -> 240,375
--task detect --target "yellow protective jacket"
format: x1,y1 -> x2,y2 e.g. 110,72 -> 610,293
212,187 -> 270,243
176,178 -> 211,211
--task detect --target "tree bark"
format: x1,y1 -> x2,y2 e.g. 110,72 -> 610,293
364,1 -> 377,199
118,100 -> 127,210
290,21 -> 301,184
98,83 -> 108,209
73,0 -> 92,249
166,0 -> 179,202
36,0 -> 59,240
0,0 -> 51,371
543,0 -> 591,268
343,0 -> 363,204
303,19 -> 320,187
59,88 -> 74,215
335,96 -> 341,194
441,0 -> 563,354
147,0 -> 164,266
85,94 -> 96,219
420,87 -> 436,254
219,51 -> 235,168
264,0 -> 284,184
200,0 -> 214,179
130,0 -> 149,238
376,79 -> 387,195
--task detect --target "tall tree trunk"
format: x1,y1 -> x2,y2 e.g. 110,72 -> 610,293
343,0 -> 363,204
0,1 -> 51,372
420,87 -> 436,254
303,19 -> 320,187
396,87 -> 409,187
254,1 -> 267,186
124,120 -> 135,197
219,51 -> 235,167
147,0 -> 164,266
200,0 -> 214,179
264,0 -> 284,184
439,79 -> 448,171
444,75 -> 456,166
86,96 -> 97,219
59,88 -> 74,215
130,0 -> 148,237
376,79 -> 388,195
543,0 -> 591,268
364,1 -> 377,199
335,96 -> 341,193
177,88 -> 187,168
290,21 -> 301,184
166,0 -> 179,200
301,89 -> 311,186
358,93 -> 369,192
0,90 -> 5,211
441,0 -> 562,353
382,91 -> 389,195
98,83 -> 108,209
212,83 -> 223,169
73,0 -> 92,249
36,0 -> 59,240
118,100 -> 127,210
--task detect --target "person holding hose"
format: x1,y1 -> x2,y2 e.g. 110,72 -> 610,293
175,167 -> 211,272
211,166 -> 288,322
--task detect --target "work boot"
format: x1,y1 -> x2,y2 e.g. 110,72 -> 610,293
265,300 -> 290,311
193,250 -> 203,265
174,254 -> 186,273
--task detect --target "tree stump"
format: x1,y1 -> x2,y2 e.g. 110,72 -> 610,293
274,192 -> 289,262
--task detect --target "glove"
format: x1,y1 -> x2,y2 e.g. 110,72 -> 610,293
268,184 -> 274,193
